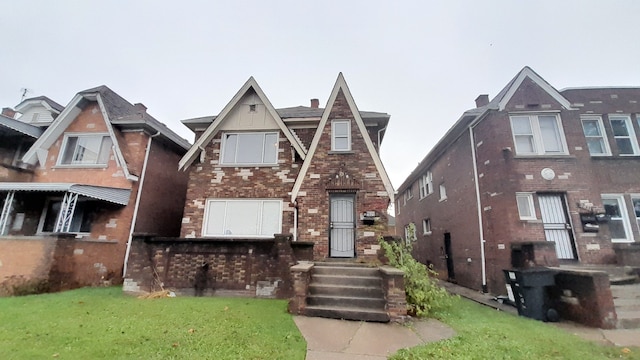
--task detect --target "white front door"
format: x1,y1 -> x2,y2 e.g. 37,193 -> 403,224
329,194 -> 355,258
538,194 -> 577,259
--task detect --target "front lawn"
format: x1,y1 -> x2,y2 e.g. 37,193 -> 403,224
392,296 -> 639,360
0,287 -> 305,359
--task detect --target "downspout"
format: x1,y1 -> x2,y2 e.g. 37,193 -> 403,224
293,201 -> 298,242
469,125 -> 488,293
123,131 -> 160,277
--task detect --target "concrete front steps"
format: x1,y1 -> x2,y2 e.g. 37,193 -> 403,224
305,261 -> 389,322
611,283 -> 640,329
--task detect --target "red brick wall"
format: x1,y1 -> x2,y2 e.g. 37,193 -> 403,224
180,130 -> 301,238
296,90 -> 390,259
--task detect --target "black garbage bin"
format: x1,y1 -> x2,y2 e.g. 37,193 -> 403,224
503,268 -> 557,322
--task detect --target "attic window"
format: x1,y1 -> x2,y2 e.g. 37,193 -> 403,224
59,134 -> 112,166
249,104 -> 257,112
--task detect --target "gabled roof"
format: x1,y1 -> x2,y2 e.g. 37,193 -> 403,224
488,66 -> 575,111
397,66 -> 575,194
22,86 -> 190,181
15,96 -> 65,114
178,77 -> 307,170
0,113 -> 43,138
290,73 -> 395,203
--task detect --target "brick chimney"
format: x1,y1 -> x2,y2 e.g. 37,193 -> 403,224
2,107 -> 16,119
310,98 -> 319,108
475,94 -> 489,108
134,103 -> 147,113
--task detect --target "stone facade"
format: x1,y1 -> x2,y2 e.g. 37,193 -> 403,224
396,67 -> 640,294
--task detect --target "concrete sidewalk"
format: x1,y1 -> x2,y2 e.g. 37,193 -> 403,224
294,316 -> 456,360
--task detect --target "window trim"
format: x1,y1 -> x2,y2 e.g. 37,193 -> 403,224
220,131 -> 279,166
331,120 -> 351,152
581,116 -> 611,156
631,194 -> 640,235
57,133 -> 112,167
422,218 -> 432,235
202,198 -> 283,238
601,194 -> 634,243
439,184 -> 447,201
609,114 -> 640,156
419,171 -> 433,199
509,113 -> 568,156
516,192 -> 536,220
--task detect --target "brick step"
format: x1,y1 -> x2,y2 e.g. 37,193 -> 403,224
311,274 -> 381,287
313,265 -> 380,277
307,294 -> 386,309
304,305 -> 390,322
309,283 -> 384,298
611,284 -> 640,298
614,298 -> 640,309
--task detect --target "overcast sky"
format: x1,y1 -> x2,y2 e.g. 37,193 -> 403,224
2,1 -> 640,189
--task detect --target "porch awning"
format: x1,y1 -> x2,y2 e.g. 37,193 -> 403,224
0,183 -> 131,205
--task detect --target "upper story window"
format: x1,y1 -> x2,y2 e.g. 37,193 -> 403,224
419,171 -> 433,199
581,116 -> 611,156
422,218 -> 432,235
609,115 -> 639,155
59,134 -> 112,166
510,114 -> 567,156
331,120 -> 351,151
221,132 -> 278,165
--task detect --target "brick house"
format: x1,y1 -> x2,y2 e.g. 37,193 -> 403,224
396,66 -> 640,294
123,74 -> 394,297
0,86 -> 190,292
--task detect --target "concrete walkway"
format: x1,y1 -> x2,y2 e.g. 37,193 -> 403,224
294,316 -> 456,360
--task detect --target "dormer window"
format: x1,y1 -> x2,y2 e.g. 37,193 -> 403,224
59,134 -> 112,166
331,120 -> 351,151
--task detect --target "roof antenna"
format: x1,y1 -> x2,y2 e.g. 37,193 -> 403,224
20,88 -> 31,101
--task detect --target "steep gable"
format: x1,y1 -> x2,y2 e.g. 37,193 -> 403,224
492,66 -> 574,111
178,77 -> 306,170
291,73 -> 394,203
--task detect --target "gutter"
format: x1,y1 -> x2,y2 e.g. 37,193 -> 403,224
123,131 -> 160,277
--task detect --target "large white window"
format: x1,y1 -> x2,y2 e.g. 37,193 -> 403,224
609,115 -> 639,155
510,114 -> 567,155
516,192 -> 536,220
331,120 -> 351,151
59,134 -> 112,166
203,199 -> 282,237
419,171 -> 433,199
221,132 -> 278,165
581,116 -> 611,156
602,195 -> 633,243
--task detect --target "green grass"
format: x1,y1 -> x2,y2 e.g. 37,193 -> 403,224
0,287 -> 306,359
391,296 -> 640,360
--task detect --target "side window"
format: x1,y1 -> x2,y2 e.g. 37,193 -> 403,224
419,171 -> 433,198
331,120 -> 351,151
516,193 -> 536,220
422,218 -> 431,235
59,134 -> 112,166
439,184 -> 447,201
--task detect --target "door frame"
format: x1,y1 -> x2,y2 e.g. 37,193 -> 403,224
537,192 -> 578,260
443,232 -> 455,281
328,192 -> 356,258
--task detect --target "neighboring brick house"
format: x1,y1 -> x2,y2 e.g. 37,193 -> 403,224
396,66 -> 640,294
123,74 -> 394,297
0,86 -> 190,292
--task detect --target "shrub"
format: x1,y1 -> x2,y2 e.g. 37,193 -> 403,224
0,276 -> 50,296
379,237 -> 452,317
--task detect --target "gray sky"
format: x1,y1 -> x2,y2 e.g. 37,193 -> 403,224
2,1 -> 640,189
